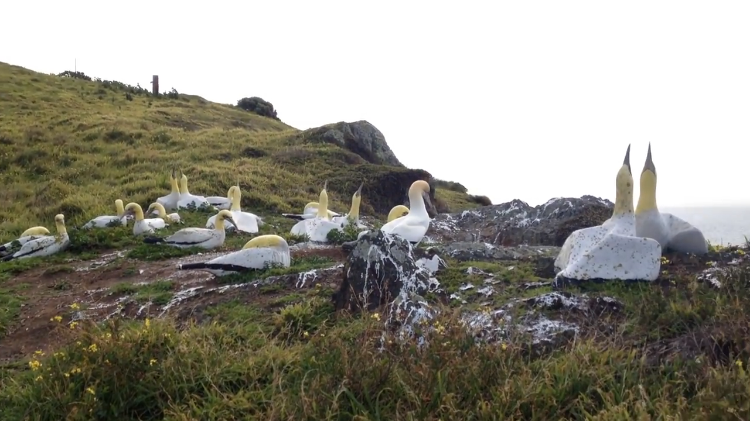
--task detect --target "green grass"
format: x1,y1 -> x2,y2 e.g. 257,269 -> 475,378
0,62 -> 481,242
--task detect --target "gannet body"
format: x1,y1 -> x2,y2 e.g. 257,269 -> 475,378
82,199 -> 128,229
331,182 -> 367,229
0,227 -> 51,253
635,144 -> 708,255
290,181 -> 342,242
2,214 -> 70,261
554,145 -> 662,282
176,235 -> 291,276
175,171 -> 210,210
124,203 -> 168,235
379,180 -> 433,244
144,210 -> 235,250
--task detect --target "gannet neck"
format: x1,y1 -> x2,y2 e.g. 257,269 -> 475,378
126,203 -> 145,221
387,205 -> 410,222
215,210 -> 233,231
636,170 -> 658,214
115,199 -> 125,217
54,214 -> 68,237
348,191 -> 361,221
170,174 -> 179,194
149,202 -> 168,219
316,188 -> 329,219
20,226 -> 50,237
243,234 -> 288,250
407,180 -> 431,217
230,186 -> 241,212
613,165 -> 634,216
179,175 -> 189,194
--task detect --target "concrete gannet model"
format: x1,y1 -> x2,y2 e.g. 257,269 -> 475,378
206,186 -> 236,210
2,214 -> 70,261
124,203 -> 168,235
387,205 -> 410,222
175,170 -> 211,210
332,182 -> 367,229
553,145 -> 662,282
157,169 -> 181,211
0,226 -> 51,254
290,181 -> 343,242
144,209 -> 236,250
147,202 -> 182,224
82,199 -> 128,229
380,180 -> 432,244
635,143 -> 709,255
176,235 -> 291,276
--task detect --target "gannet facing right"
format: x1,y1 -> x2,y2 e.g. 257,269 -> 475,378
0,226 -> 51,254
147,202 -> 182,224
554,145 -> 662,282
82,199 -> 128,229
176,170 -> 211,210
2,214 -> 70,261
157,169 -> 181,211
387,205 -> 410,222
176,234 -> 291,276
379,180 -> 433,244
144,209 -> 236,250
635,143 -> 708,255
332,182 -> 367,229
124,203 -> 168,235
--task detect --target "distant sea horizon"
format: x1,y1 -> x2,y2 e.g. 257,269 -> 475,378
661,207 -> 750,246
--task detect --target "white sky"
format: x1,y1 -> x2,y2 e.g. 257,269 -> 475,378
3,1 -> 749,208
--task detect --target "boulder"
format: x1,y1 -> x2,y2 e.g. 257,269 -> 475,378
427,195 -> 614,247
301,120 -> 403,167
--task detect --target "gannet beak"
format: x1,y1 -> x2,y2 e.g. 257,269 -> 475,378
623,144 -> 631,174
226,216 -> 237,229
323,180 -> 328,191
171,168 -> 176,180
355,182 -> 364,196
423,191 -> 436,218
643,142 -> 656,175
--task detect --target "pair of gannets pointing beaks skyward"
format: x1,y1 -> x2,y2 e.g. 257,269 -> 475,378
554,145 -> 662,282
177,235 -> 291,276
635,143 -> 708,255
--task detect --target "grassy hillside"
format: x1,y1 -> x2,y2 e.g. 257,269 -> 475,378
0,62 -> 481,241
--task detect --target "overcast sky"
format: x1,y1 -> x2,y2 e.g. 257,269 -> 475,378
3,1 -> 749,208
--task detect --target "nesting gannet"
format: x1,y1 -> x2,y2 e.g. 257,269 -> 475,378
282,201 -> 340,221
290,181 -> 343,242
124,203 -> 168,235
206,186 -> 236,210
2,214 -> 70,261
82,199 -> 128,229
331,182 -> 367,229
144,209 -> 236,250
0,226 -> 51,253
379,180 -> 433,244
147,202 -> 182,224
175,170 -> 211,210
228,186 -> 261,233
554,145 -> 662,282
176,234 -> 291,276
635,144 -> 708,255
387,205 -> 410,222
157,169 -> 181,211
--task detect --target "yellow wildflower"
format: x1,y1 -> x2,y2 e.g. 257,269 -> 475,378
370,313 -> 381,321
34,350 -> 45,356
87,344 -> 98,353
70,322 -> 79,330
70,303 -> 80,311
28,360 -> 42,371
736,360 -> 743,368
50,315 -> 62,323
149,359 -> 157,366
501,343 -> 508,351
86,387 -> 95,396
70,367 -> 81,374
34,375 -> 43,382
144,318 -> 151,329
64,373 -> 70,378
303,331 -> 309,337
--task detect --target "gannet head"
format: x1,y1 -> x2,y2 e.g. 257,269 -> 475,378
170,169 -> 179,193
124,202 -> 145,221
242,234 -> 289,250
348,182 -> 364,220
178,170 -> 188,194
229,186 -> 241,211
316,180 -> 330,219
147,202 -> 167,218
387,205 -> 410,222
636,142 -> 658,214
408,180 -> 432,216
613,144 -> 635,216
214,209 -> 237,231
20,226 -> 50,237
54,214 -> 68,236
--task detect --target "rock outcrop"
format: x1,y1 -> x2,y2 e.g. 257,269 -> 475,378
302,120 -> 403,167
427,196 -> 614,247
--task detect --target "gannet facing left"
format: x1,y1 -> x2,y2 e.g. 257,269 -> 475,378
290,181 -> 343,242
124,203 -> 168,235
379,180 -> 433,244
147,202 -> 182,224
635,143 -> 708,255
554,145 -> 662,282
82,199 -> 128,229
157,169 -> 181,211
0,226 -> 51,254
2,214 -> 70,261
176,170 -> 211,210
176,234 -> 291,276
332,182 -> 367,229
205,186 -> 236,210
144,209 -> 236,250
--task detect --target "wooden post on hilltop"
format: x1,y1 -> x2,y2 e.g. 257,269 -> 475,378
151,75 -> 159,95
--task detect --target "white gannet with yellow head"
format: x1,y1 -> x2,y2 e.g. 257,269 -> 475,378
124,202 -> 168,235
0,226 -> 51,254
147,202 -> 182,224
176,234 -> 291,276
175,170 -> 211,210
281,201 -> 340,221
228,185 -> 261,233
635,143 -> 708,255
157,169 -> 181,211
332,182 -> 367,229
380,180 -> 432,244
206,186 -> 237,231
143,209 -> 236,250
82,199 -> 128,229
206,186 -> 236,210
290,181 -> 343,242
387,205 -> 410,222
554,145 -> 662,282
2,214 -> 70,261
